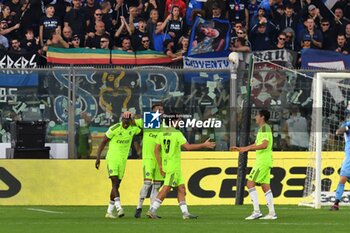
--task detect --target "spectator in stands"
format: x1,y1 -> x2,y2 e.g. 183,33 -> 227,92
346,24 -> 350,44
64,0 -> 86,41
157,6 -> 183,49
85,21 -> 108,49
230,37 -> 251,53
70,34 -> 81,48
116,37 -> 133,52
334,34 -> 349,54
210,2 -> 225,20
0,33 -> 9,50
304,4 -> 321,28
131,18 -> 148,51
62,25 -> 73,44
39,4 -> 61,47
100,35 -> 110,50
87,9 -> 103,34
146,9 -> 159,45
137,35 -> 151,51
177,35 -> 189,55
163,38 -> 178,58
258,0 -> 276,19
128,6 -> 142,33
275,4 -> 297,32
43,29 -> 69,50
286,0 -> 301,13
5,0 -> 21,17
283,27 -> 295,50
247,0 -> 259,29
153,21 -> 171,52
0,19 -> 20,38
9,38 -> 27,54
114,16 -> 132,47
333,8 -> 350,35
165,0 -> 186,18
299,18 -> 323,49
226,0 -> 249,30
230,28 -> 251,52
320,18 -> 336,50
250,21 -> 274,51
0,5 -> 13,23
272,32 -> 287,49
143,0 -> 162,21
113,0 -> 129,27
250,6 -> 266,30
20,28 -> 39,52
82,0 -> 99,23
301,34 -> 311,49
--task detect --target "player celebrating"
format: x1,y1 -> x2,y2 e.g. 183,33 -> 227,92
147,115 -> 216,219
95,116 -> 141,218
330,105 -> 350,211
123,104 -> 165,218
231,109 -> 277,220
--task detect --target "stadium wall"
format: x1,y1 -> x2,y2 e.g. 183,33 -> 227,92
0,152 -> 346,205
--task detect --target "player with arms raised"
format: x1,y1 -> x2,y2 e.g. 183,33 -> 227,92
147,115 -> 216,219
95,116 -> 141,218
123,104 -> 165,218
231,109 -> 277,220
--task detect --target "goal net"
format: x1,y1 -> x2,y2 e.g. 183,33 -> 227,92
300,72 -> 350,208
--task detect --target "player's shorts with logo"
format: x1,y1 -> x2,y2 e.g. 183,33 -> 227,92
164,170 -> 184,187
143,158 -> 164,181
106,157 -> 127,179
247,165 -> 271,184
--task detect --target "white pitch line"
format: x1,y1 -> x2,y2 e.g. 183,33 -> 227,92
27,208 -> 64,214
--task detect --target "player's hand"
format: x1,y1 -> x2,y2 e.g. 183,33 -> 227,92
230,146 -> 240,152
95,158 -> 100,169
122,111 -> 132,119
203,138 -> 216,149
239,146 -> 249,153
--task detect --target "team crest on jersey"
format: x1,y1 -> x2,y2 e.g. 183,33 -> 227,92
129,131 -> 132,135
109,169 -> 113,174
118,132 -> 122,136
145,172 -> 150,177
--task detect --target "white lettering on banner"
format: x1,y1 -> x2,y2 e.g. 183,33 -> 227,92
0,88 -> 17,103
321,192 -> 350,205
0,55 -> 37,70
184,57 -> 230,69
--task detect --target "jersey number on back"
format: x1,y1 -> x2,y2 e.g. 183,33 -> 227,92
163,139 -> 171,153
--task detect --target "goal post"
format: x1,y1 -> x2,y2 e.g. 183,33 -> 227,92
300,72 -> 350,208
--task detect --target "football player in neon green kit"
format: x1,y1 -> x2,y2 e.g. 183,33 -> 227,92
231,109 -> 277,220
147,115 -> 216,219
122,104 -> 165,218
95,116 -> 141,218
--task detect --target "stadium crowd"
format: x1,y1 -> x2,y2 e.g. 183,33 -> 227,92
0,0 -> 349,60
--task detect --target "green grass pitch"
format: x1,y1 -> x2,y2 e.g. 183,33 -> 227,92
1,205 -> 349,233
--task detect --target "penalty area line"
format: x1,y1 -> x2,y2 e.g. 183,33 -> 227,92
26,208 -> 64,214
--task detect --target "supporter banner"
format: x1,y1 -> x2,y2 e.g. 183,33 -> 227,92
242,49 -> 297,107
47,47 -> 178,65
0,50 -> 39,87
188,17 -> 231,56
323,0 -> 337,9
301,48 -> 350,70
0,152 -> 346,205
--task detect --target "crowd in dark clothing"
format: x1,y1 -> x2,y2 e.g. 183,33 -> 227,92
0,0 -> 349,61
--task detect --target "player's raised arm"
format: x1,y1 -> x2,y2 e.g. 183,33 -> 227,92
336,124 -> 350,135
95,135 -> 110,169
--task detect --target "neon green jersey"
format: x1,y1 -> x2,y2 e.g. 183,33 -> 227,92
105,122 -> 141,160
155,128 -> 187,173
135,119 -> 162,160
255,123 -> 273,167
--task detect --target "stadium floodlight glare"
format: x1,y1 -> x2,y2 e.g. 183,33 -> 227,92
300,72 -> 350,209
